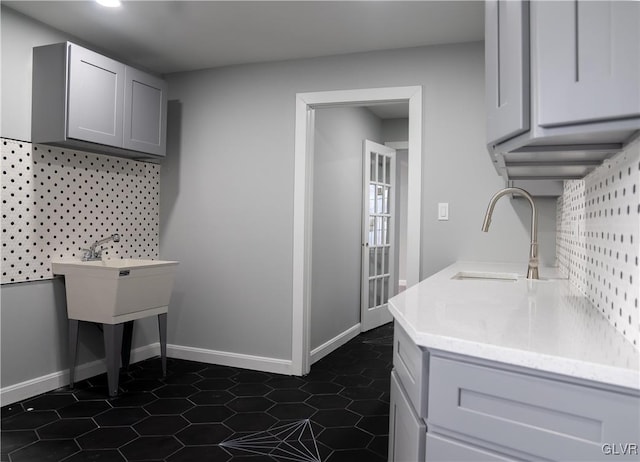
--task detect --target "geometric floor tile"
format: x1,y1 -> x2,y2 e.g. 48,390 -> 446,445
220,419 -> 321,462
1,322 -> 393,462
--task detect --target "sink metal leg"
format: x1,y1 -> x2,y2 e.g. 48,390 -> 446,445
121,321 -> 134,370
103,323 -> 124,397
68,319 -> 79,389
158,313 -> 167,377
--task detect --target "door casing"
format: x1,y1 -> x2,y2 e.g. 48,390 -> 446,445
292,86 -> 423,375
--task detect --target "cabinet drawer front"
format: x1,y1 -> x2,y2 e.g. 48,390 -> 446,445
428,357 -> 640,461
390,370 -> 426,462
393,322 -> 428,417
426,434 -> 517,462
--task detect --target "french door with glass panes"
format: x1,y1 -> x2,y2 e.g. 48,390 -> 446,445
361,140 -> 396,332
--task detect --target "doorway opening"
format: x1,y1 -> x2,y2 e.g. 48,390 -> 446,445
292,86 -> 423,375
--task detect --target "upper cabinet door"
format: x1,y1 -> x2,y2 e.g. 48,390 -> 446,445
123,66 -> 167,157
485,0 -> 530,145
67,44 -> 125,146
536,1 -> 640,127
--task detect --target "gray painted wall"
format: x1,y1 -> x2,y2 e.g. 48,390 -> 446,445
0,7 -> 160,390
311,107 -> 382,350
1,5 -> 558,392
162,41 -> 557,365
381,118 -> 409,143
1,6 -> 68,141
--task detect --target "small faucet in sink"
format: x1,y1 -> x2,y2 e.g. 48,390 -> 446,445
82,234 -> 121,261
481,188 -> 539,280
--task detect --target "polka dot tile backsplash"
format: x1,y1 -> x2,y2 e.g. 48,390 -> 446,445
1,138 -> 160,284
557,137 -> 640,348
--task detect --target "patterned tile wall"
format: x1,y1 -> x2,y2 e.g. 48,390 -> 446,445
557,137 -> 640,348
1,138 -> 160,284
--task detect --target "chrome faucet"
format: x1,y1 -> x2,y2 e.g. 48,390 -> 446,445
82,234 -> 121,261
481,188 -> 539,280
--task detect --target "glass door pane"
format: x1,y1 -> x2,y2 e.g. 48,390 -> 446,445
362,140 -> 396,331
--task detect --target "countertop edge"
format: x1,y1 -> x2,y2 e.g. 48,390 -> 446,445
389,262 -> 640,392
390,305 -> 640,391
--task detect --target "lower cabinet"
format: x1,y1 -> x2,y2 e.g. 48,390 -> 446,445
427,355 -> 640,461
389,322 -> 640,462
425,434 -> 516,462
389,370 -> 425,462
392,319 -> 428,418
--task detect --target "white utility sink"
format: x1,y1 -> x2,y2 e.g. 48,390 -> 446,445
51,259 -> 179,324
451,271 -> 519,282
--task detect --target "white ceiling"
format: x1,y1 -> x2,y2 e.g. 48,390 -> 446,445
4,1 -> 484,120
4,0 -> 485,75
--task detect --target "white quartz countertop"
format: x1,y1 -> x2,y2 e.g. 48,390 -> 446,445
388,261 -> 640,390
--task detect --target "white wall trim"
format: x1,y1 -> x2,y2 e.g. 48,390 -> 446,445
310,323 -> 361,365
1,343 -> 160,406
293,85 -> 422,376
167,344 -> 293,376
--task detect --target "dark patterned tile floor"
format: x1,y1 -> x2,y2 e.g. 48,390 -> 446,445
1,322 -> 393,461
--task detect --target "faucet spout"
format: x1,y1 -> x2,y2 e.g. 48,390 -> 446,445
90,233 -> 120,253
481,188 -> 539,280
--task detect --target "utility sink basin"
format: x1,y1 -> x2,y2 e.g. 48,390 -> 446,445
451,271 -> 519,282
52,259 -> 179,324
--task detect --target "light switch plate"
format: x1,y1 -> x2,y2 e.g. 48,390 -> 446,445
438,202 -> 449,221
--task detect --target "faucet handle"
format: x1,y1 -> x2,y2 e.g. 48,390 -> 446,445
80,247 -> 102,261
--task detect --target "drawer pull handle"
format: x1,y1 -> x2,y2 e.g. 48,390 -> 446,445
119,270 -> 130,277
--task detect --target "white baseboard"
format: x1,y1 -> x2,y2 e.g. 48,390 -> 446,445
167,344 -> 293,376
310,323 -> 361,365
1,343 -> 160,406
2,343 -> 296,405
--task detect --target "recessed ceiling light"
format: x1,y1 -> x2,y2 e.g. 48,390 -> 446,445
96,0 -> 121,7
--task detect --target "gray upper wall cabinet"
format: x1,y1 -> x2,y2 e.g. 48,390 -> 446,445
122,66 -> 167,157
485,0 -> 640,183
536,1 -> 640,128
32,42 -> 167,160
485,0 -> 530,145
66,44 -> 125,148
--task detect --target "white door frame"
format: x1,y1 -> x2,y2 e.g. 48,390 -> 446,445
292,86 -> 423,375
